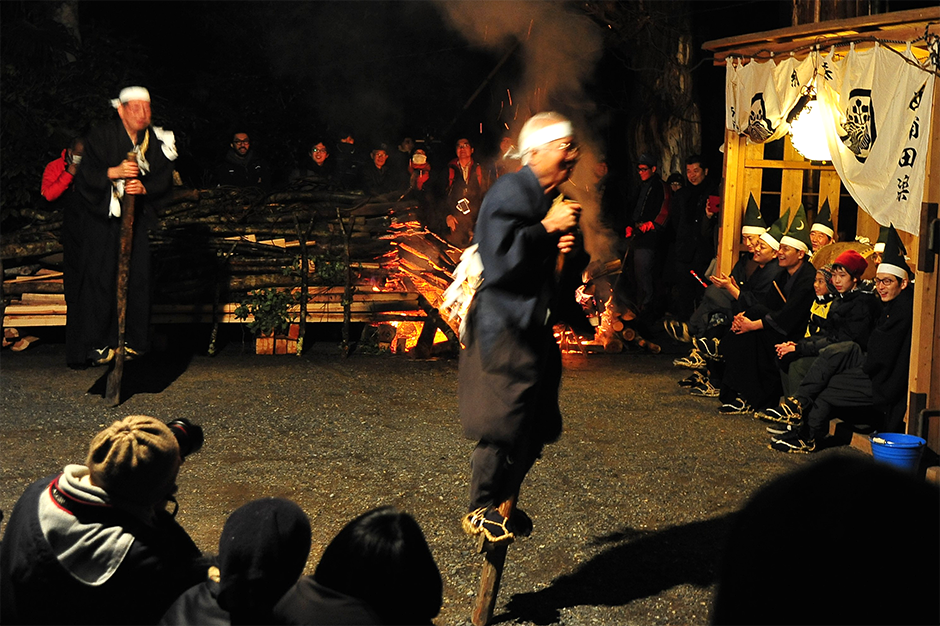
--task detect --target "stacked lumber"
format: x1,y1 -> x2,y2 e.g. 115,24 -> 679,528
2,183 -> 463,335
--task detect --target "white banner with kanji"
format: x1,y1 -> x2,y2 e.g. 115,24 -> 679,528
725,56 -> 815,144
815,44 -> 934,234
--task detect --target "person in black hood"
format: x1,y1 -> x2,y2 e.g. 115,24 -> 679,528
160,497 -> 311,625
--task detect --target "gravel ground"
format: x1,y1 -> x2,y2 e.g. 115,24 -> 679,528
0,326 -> 865,625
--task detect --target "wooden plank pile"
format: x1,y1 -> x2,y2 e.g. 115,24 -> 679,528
2,183 -> 464,354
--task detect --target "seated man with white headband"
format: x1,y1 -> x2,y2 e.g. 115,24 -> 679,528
458,112 -> 582,545
70,86 -> 177,367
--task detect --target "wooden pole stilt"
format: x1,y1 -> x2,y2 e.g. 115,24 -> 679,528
105,152 -> 138,406
471,495 -> 516,626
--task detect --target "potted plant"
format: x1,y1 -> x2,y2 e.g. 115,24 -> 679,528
234,288 -> 298,354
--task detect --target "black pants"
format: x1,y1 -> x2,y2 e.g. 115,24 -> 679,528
469,436 -> 543,511
795,342 -> 873,439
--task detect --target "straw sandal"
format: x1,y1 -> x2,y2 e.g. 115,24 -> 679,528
461,506 -> 514,545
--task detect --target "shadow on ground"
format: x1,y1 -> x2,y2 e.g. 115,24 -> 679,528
495,513 -> 737,625
88,350 -> 195,404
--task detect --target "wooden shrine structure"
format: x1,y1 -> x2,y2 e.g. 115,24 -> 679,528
703,7 -> 940,461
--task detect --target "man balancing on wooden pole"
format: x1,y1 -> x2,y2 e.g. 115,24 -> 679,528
457,112 -> 581,624
71,87 -> 176,375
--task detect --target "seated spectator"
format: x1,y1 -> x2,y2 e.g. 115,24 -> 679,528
773,263 -> 838,396
274,506 -> 442,625
362,143 -> 402,197
160,497 -> 311,625
0,416 -> 205,625
673,207 -> 787,379
705,205 -> 817,414
41,137 -> 84,202
290,139 -> 335,184
809,197 -> 836,252
666,193 -> 766,344
215,131 -> 270,190
760,226 -> 912,452
713,455 -> 939,625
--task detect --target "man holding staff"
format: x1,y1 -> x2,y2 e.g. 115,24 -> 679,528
70,86 -> 176,367
459,112 -> 581,545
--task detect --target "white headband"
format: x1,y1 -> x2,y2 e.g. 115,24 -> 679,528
741,225 -> 767,236
110,86 -> 151,109
520,121 -> 573,155
759,231 -> 781,251
876,263 -> 908,280
810,223 -> 834,238
779,235 -> 809,253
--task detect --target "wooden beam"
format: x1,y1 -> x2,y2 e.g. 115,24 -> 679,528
908,68 -> 940,444
744,160 -> 837,171
780,136 -> 805,224
718,130 -> 747,277
703,8 -> 939,63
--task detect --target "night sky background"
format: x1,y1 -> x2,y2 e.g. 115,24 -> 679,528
1,0 -> 933,199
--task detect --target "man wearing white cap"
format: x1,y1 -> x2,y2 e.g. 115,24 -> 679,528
458,112 -> 581,545
70,86 -> 177,367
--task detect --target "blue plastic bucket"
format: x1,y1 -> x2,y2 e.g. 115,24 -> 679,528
869,433 -> 926,474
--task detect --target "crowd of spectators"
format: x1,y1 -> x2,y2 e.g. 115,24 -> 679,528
665,189 -> 917,454
0,416 -> 443,626
200,129 -> 512,250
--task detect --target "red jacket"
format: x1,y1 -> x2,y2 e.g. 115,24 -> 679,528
41,149 -> 74,201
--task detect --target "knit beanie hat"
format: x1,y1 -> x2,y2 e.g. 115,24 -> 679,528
811,198 -> 835,238
218,498 -> 312,620
833,249 -> 868,279
818,264 -> 838,294
87,415 -> 180,506
741,193 -> 767,236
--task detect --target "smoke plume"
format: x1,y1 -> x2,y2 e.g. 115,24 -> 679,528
436,1 -> 619,264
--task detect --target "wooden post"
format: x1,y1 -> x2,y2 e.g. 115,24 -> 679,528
104,152 -> 138,406
471,495 -> 516,626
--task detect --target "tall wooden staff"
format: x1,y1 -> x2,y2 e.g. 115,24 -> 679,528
104,152 -> 138,406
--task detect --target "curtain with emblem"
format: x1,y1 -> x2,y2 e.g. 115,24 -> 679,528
815,44 -> 935,235
725,56 -> 815,144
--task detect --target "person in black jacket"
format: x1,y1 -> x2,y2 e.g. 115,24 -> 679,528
215,132 -> 270,190
458,112 -> 581,545
0,416 -> 205,625
667,154 -> 720,320
622,153 -> 670,315
761,226 -> 914,452
274,506 -> 442,626
160,498 -> 311,626
707,207 -> 817,414
69,86 -> 177,367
